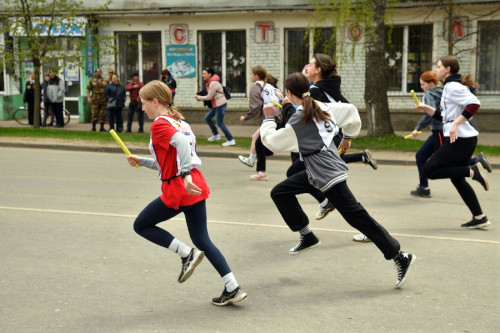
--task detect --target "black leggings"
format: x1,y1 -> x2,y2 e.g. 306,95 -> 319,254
271,172 -> 400,260
134,198 -> 231,277
255,135 -> 273,172
423,136 -> 483,216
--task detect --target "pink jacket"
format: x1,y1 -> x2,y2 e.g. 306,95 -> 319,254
197,74 -> 227,108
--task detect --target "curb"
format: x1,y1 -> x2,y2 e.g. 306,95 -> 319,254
1,141 -> 498,169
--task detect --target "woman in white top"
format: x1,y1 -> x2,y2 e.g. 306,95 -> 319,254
416,55 -> 490,229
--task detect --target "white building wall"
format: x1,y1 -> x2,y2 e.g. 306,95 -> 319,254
95,1 -> 499,127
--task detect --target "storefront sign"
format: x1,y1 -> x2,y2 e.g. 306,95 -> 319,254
255,21 -> 275,43
344,22 -> 364,44
444,17 -> 468,40
85,30 -> 95,76
166,44 -> 196,78
170,24 -> 189,45
10,16 -> 86,37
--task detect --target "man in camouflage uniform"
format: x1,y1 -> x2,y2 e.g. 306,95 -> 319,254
86,68 -> 107,131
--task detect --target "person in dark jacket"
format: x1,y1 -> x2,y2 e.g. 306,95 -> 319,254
23,72 -> 40,126
104,73 -> 126,132
161,69 -> 177,101
308,53 -> 377,170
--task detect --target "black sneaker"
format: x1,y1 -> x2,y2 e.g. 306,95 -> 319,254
315,202 -> 336,220
178,248 -> 204,283
476,152 -> 492,173
410,186 -> 431,198
211,286 -> 247,306
471,162 -> 489,191
362,150 -> 378,170
394,251 -> 416,289
289,232 -> 321,255
461,216 -> 491,229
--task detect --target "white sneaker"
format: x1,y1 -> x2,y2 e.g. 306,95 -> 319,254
238,155 -> 255,167
208,134 -> 221,141
222,139 -> 236,146
352,233 -> 371,242
315,202 -> 335,220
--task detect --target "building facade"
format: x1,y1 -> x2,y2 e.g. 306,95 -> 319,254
1,0 -> 499,130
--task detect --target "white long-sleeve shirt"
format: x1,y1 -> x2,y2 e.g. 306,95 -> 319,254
440,81 -> 480,138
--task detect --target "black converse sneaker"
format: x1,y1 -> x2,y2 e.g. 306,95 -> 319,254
362,150 -> 378,170
461,216 -> 491,229
289,232 -> 321,255
394,251 -> 416,289
211,286 -> 247,306
178,248 -> 204,283
471,162 -> 489,191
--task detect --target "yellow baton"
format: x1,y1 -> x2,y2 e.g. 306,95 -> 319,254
404,131 -> 422,139
270,100 -> 282,109
109,129 -> 139,168
338,139 -> 352,154
411,90 -> 419,105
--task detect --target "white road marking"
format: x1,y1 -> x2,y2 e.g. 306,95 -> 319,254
1,205 -> 498,244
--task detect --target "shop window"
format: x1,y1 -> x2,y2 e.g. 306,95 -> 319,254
285,28 -> 335,79
386,25 -> 433,93
199,30 -> 246,96
116,32 -> 161,84
477,21 -> 500,93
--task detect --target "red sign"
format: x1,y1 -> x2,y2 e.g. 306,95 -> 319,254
255,21 -> 275,43
170,24 -> 188,45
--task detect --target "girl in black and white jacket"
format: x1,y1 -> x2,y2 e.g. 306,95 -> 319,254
260,73 -> 416,289
416,55 -> 490,229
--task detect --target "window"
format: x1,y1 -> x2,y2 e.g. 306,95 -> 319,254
477,21 -> 500,92
116,32 -> 161,84
198,31 -> 246,96
285,28 -> 335,78
386,25 -> 433,93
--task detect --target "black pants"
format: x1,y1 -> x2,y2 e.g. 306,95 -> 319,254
127,102 -> 143,131
51,102 -> 64,127
423,136 -> 483,216
286,159 -> 326,204
271,172 -> 400,260
255,135 -> 273,172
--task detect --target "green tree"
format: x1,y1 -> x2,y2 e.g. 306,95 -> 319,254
0,0 -> 113,128
309,0 -> 396,136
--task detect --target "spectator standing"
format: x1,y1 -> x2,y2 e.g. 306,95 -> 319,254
125,73 -> 145,133
41,73 -> 54,127
161,69 -> 177,101
86,68 -> 107,132
105,73 -> 126,132
23,72 -> 39,126
47,70 -> 65,128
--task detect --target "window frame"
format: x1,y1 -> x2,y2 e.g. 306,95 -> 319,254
476,20 -> 500,94
197,30 -> 246,98
386,24 -> 433,96
115,31 -> 162,85
284,27 -> 336,82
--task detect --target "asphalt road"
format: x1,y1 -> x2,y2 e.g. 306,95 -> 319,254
0,147 -> 499,333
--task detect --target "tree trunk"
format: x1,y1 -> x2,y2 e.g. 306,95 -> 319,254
33,58 -> 41,129
364,0 -> 394,136
447,0 -> 454,55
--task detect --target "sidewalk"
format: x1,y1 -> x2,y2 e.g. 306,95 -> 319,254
1,119 -> 499,168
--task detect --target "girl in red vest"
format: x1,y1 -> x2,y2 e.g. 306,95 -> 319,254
126,80 -> 246,306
